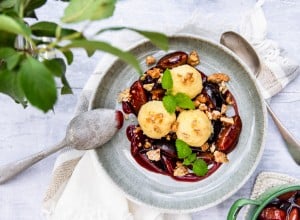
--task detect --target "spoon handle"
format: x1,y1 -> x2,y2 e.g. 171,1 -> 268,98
0,140 -> 66,184
266,102 -> 300,164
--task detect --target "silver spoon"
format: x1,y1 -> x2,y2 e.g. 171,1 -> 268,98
0,109 -> 124,184
220,31 -> 300,165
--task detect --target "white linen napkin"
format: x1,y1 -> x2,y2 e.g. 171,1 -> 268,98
42,1 -> 300,219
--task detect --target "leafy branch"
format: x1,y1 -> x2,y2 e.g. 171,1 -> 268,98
0,0 -> 168,112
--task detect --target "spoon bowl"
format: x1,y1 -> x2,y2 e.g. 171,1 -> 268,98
220,31 -> 300,165
0,109 -> 124,184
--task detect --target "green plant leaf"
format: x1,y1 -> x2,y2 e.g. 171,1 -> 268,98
61,49 -> 74,65
162,95 -> 176,114
43,58 -> 66,77
183,153 -> 197,166
0,0 -> 16,9
6,52 -> 21,70
24,0 -> 46,17
0,69 -> 27,106
0,47 -> 22,70
174,93 -> 195,110
19,56 -> 57,112
97,26 -> 168,51
175,139 -> 192,159
0,14 -> 31,37
30,21 -> 79,37
161,68 -> 172,90
192,159 -> 208,176
0,47 -> 15,59
43,58 -> 72,94
0,31 -> 16,47
65,39 -> 142,74
61,0 -> 116,23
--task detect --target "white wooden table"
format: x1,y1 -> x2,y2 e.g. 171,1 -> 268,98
0,0 -> 299,219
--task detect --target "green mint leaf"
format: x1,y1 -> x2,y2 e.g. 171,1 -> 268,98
19,56 -> 57,112
0,69 -> 27,107
61,0 -> 116,23
65,39 -> 142,74
162,95 -> 176,113
183,153 -> 197,166
175,139 -> 192,159
162,68 -> 173,90
192,158 -> 208,176
0,15 -> 31,37
175,93 -> 195,110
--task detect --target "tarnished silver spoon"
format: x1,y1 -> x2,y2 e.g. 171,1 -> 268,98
220,31 -> 300,165
0,109 -> 124,184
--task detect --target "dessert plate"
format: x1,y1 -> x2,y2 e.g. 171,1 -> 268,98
89,34 -> 267,212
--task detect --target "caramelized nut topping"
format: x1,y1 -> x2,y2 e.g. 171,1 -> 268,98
207,73 -> 230,84
146,55 -> 156,66
146,149 -> 161,161
220,117 -> 234,125
187,50 -> 200,66
201,142 -> 210,152
147,68 -> 161,78
173,162 -> 189,177
117,88 -> 131,102
214,151 -> 229,163
143,83 -> 155,91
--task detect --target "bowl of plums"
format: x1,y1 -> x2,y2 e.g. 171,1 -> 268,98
90,34 -> 267,212
227,183 -> 300,220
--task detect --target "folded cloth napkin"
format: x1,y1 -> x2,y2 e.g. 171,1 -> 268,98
42,0 -> 300,219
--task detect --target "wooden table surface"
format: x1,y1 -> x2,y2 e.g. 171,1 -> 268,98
0,0 -> 299,219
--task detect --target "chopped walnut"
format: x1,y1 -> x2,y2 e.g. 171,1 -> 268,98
210,144 -> 216,153
173,162 -> 189,177
187,50 -> 200,66
221,104 -> 227,114
225,93 -> 234,105
211,110 -> 221,120
143,83 -> 155,91
206,111 -> 213,120
171,121 -> 179,132
146,113 -> 164,124
199,103 -> 208,111
146,55 -> 156,66
140,74 -> 147,81
220,117 -> 234,125
195,94 -> 207,103
207,73 -> 230,84
146,149 -> 161,161
214,151 -> 229,163
133,126 -> 141,134
147,68 -> 161,79
181,72 -> 194,84
144,141 -> 152,149
117,88 -> 131,102
219,81 -> 228,94
201,143 -> 210,152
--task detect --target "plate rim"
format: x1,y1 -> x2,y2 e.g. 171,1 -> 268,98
89,33 -> 268,213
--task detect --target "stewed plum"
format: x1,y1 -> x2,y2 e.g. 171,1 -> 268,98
258,190 -> 300,220
119,50 -> 242,182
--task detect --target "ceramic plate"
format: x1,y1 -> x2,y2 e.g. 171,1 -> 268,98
89,35 -> 267,212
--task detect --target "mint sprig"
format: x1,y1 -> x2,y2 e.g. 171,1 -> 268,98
175,139 -> 208,177
161,68 -> 173,90
161,69 -> 195,113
